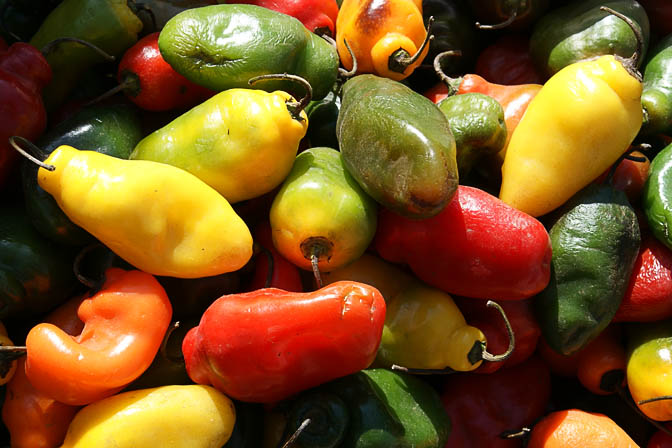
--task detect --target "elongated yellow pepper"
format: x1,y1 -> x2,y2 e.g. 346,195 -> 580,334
39,146 -> 253,278
61,385 -> 235,448
500,55 -> 642,217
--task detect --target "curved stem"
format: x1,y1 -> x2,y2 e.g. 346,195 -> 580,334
83,78 -> 135,107
248,73 -> 312,121
41,37 -> 115,62
638,395 -> 672,406
8,136 -> 54,171
605,146 -> 647,185
499,427 -> 531,439
73,243 -> 114,293
338,38 -> 358,79
433,50 -> 464,96
281,418 -> 311,448
475,0 -> 523,30
388,17 -> 434,73
160,321 -> 184,363
616,385 -> 672,437
599,6 -> 643,78
390,364 -> 456,375
479,300 -> 515,362
253,243 -> 275,289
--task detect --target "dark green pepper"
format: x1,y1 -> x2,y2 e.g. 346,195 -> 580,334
640,34 -> 672,136
530,0 -> 650,79
437,92 -> 507,178
337,74 -> 458,219
0,206 -> 78,320
280,368 -> 450,448
158,4 -> 339,100
534,183 -> 640,355
304,87 -> 341,150
643,142 -> 672,250
22,103 -> 144,246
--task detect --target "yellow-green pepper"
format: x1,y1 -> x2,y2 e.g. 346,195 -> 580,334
60,385 -> 236,448
38,146 -> 253,278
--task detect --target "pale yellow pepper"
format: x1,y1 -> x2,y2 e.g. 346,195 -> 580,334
39,146 -> 253,278
60,385 -> 236,448
500,55 -> 642,217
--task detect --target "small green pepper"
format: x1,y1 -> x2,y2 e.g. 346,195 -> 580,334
643,142 -> 672,250
640,34 -> 672,136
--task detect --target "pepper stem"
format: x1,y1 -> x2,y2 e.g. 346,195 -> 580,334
605,145 -> 650,185
499,427 -> 531,439
473,300 -> 515,363
281,418 -> 312,448
433,50 -> 464,96
160,321 -> 184,363
475,0 -> 526,30
390,364 -> 457,375
599,6 -> 643,80
73,243 -> 115,293
248,73 -> 313,121
253,242 -> 275,289
615,385 -> 672,437
83,75 -> 138,107
8,136 -> 54,171
41,38 -> 115,62
338,38 -> 358,79
388,17 -> 435,74
300,237 -> 333,289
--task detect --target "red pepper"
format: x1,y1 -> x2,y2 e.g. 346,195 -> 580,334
0,42 -> 51,187
648,427 -> 672,448
248,221 -> 303,292
474,34 -> 544,85
575,325 -> 626,396
226,0 -> 339,35
182,281 -> 386,403
594,150 -> 650,204
374,185 -> 552,300
441,356 -> 551,447
614,233 -> 672,322
24,268 -> 173,406
116,32 -> 214,111
455,297 -> 540,374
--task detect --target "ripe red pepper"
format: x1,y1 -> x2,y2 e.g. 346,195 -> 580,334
649,427 -> 672,448
375,185 -> 552,300
614,234 -> 672,322
226,0 -> 339,35
474,34 -> 544,85
182,281 -> 386,403
117,32 -> 214,111
0,42 -> 51,187
248,221 -> 303,292
441,356 -> 551,448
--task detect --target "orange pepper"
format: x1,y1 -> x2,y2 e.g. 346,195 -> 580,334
576,326 -> 627,396
336,0 -> 430,81
24,268 -> 172,406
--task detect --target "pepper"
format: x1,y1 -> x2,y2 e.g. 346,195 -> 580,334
25,268 -> 173,406
640,34 -> 672,136
182,281 -> 386,403
29,0 -> 143,111
335,0 -> 431,81
158,4 -> 339,100
131,83 -> 308,204
337,74 -> 458,219
60,385 -> 236,448
375,185 -> 552,300
474,34 -> 544,85
225,0 -> 339,35
575,325 -> 627,396
0,41 -> 51,189
529,0 -> 650,79
304,86 -> 341,150
248,221 -> 303,292
33,144 -> 253,278
643,143 -> 672,251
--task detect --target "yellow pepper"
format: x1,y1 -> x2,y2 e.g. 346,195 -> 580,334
130,88 -> 308,204
60,385 -> 236,448
323,254 -> 493,372
38,146 -> 253,278
499,54 -> 642,217
336,0 -> 430,81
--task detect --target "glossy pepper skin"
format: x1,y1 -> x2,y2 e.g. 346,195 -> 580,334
500,55 -> 643,217
0,42 -> 51,188
375,185 -> 552,300
226,0 -> 339,35
131,87 -> 307,204
25,268 -> 173,406
337,75 -> 458,219
643,143 -> 672,250
336,0 -> 429,81
29,0 -> 143,110
529,0 -> 649,79
60,385 -> 236,448
640,34 -> 672,136
182,282 -> 386,403
38,145 -> 253,278
158,4 -> 338,100
322,254 -> 489,372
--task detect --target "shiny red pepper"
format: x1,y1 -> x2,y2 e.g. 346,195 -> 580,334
375,185 -> 552,300
0,42 -> 51,187
182,281 -> 386,403
248,221 -> 303,292
226,0 -> 339,35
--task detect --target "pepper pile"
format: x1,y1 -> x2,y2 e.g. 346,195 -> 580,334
3,0 -> 672,447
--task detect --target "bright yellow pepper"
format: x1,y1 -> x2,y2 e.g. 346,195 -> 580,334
499,55 -> 642,217
60,385 -> 236,448
336,0 -> 430,81
39,146 -> 253,278
130,88 -> 308,204
322,254 -> 491,372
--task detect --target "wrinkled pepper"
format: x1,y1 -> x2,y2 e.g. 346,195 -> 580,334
182,282 -> 386,403
25,268 -> 173,405
226,0 -> 339,35
640,34 -> 672,136
158,4 -> 339,100
131,85 -> 308,204
643,143 -> 672,250
35,144 -> 253,278
375,185 -> 552,300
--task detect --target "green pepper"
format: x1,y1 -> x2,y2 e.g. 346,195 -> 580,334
337,74 -> 458,219
640,34 -> 672,137
437,92 -> 507,178
534,183 -> 640,355
22,103 -> 144,246
280,369 -> 450,448
304,86 -> 341,150
29,0 -> 143,110
643,142 -> 672,250
0,205 -> 78,320
158,4 -> 339,100
529,0 -> 650,79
